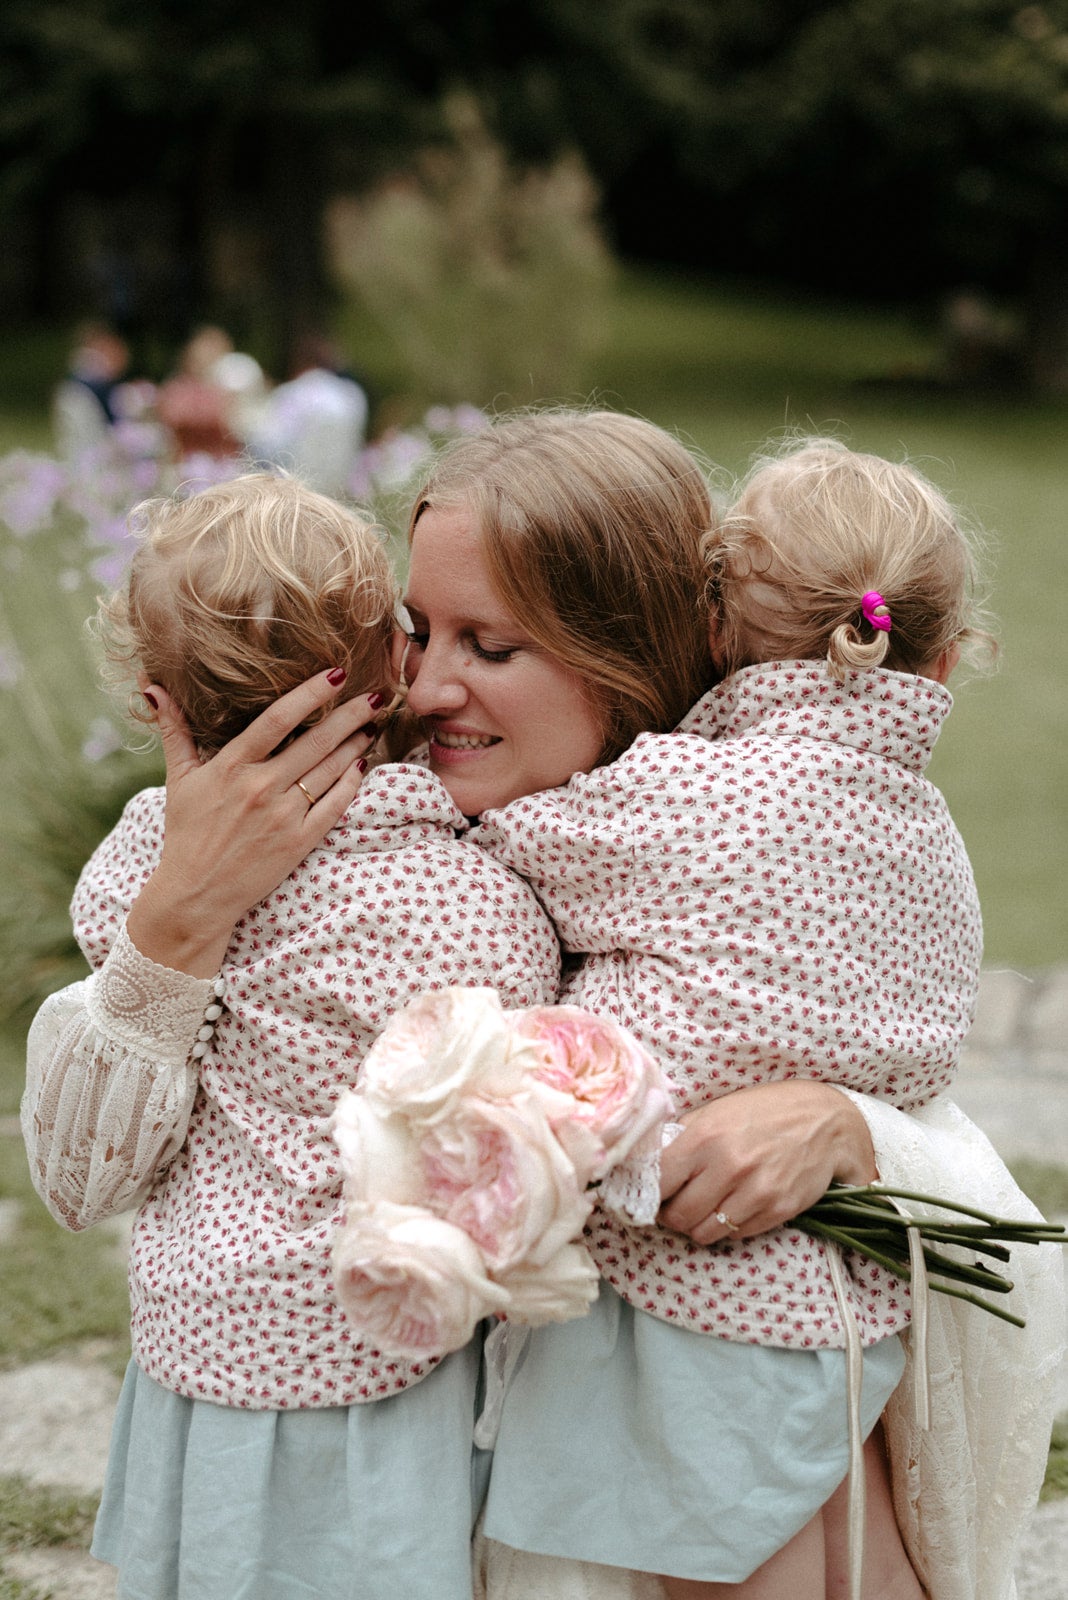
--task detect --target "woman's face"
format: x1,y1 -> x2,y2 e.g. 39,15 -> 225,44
402,504 -> 604,816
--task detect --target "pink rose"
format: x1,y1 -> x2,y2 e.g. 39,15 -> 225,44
332,1201 -> 504,1357
511,1006 -> 674,1175
420,1090 -> 595,1273
358,988 -> 528,1124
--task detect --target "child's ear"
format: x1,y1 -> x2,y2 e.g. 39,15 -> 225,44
707,610 -> 728,674
923,641 -> 962,685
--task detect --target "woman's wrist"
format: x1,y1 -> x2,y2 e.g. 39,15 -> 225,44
125,865 -> 235,978
823,1084 -> 879,1185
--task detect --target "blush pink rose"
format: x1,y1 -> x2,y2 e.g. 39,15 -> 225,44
332,1201 -> 504,1357
511,1005 -> 674,1175
420,1091 -> 595,1273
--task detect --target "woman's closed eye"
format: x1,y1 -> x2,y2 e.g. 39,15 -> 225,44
468,636 -> 518,663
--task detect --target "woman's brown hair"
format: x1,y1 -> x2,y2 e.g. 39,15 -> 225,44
409,409 -> 716,761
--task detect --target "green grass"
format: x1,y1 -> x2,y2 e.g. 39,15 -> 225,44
0,1478 -> 98,1555
1007,1161 -> 1068,1223
1042,1416 -> 1068,1502
0,1474 -> 101,1599
0,1135 -> 130,1374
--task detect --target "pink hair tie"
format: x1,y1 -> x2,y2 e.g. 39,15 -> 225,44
861,591 -> 892,633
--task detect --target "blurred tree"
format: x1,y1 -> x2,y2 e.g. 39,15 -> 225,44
547,0 -> 1068,390
4,0 -> 1068,386
0,0 -> 446,359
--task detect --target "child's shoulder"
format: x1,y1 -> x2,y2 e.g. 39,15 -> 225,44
95,784 -> 167,851
334,760 -> 468,836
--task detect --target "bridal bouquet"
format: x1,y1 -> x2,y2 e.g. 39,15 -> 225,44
330,988 -> 674,1358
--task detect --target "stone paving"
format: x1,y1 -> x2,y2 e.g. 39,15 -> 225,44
1,963 -> 1066,1597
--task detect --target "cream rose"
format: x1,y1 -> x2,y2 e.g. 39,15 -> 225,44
358,988 -> 528,1123
332,1201 -> 504,1357
331,1088 -> 421,1207
499,1240 -> 601,1326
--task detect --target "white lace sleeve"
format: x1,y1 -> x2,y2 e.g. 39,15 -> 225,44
837,1089 -> 1066,1600
21,922 -> 220,1232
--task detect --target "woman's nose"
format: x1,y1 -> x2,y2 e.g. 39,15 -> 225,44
404,639 -> 467,716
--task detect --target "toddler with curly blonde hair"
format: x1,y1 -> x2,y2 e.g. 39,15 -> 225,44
41,470 -> 561,1600
97,471 -> 399,753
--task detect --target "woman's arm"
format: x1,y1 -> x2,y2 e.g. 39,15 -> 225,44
21,672 -> 378,1227
657,1079 -> 878,1244
22,925 -> 217,1229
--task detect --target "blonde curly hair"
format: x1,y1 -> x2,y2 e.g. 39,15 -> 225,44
704,438 -> 996,684
98,473 -> 397,754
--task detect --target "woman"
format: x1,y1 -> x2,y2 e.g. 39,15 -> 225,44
24,411 -> 1061,1599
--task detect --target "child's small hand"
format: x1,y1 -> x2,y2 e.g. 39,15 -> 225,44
126,671 -> 379,976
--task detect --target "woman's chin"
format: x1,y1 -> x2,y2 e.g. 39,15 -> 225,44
430,748 -> 510,817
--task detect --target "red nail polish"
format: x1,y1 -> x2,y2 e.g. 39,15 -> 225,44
326,667 -> 347,686
367,691 -> 385,710
357,758 -> 368,773
143,690 -> 159,710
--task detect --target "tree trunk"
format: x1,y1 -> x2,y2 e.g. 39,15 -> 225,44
1023,227 -> 1068,394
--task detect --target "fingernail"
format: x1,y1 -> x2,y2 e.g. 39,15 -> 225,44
143,690 -> 159,710
326,667 -> 347,686
359,723 -> 378,738
357,758 -> 368,773
367,691 -> 385,709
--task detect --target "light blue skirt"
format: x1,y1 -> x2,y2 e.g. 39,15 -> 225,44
92,1345 -> 492,1600
483,1286 -> 906,1583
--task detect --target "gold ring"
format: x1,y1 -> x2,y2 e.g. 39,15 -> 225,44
295,779 -> 316,808
715,1210 -> 738,1232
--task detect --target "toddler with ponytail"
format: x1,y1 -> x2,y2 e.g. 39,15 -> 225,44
477,434 -> 998,1600
706,437 -> 995,687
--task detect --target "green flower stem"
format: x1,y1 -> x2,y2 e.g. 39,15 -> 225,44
795,1218 -> 1027,1325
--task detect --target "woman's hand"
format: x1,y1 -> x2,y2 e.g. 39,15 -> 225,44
657,1080 -> 878,1245
126,671 -> 379,977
